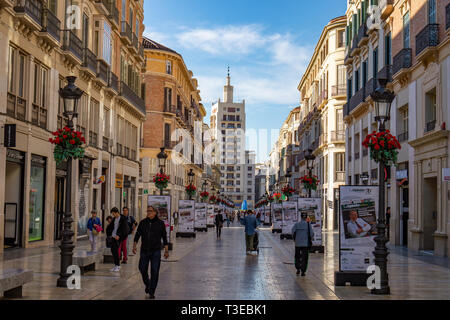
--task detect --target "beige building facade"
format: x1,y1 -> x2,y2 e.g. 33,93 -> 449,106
0,0 -> 145,253
297,16 -> 347,231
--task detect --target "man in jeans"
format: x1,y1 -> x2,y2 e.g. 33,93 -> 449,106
119,207 -> 137,263
241,210 -> 258,254
106,207 -> 129,272
133,205 -> 169,299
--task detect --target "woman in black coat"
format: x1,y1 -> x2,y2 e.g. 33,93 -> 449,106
214,210 -> 224,239
106,207 -> 129,271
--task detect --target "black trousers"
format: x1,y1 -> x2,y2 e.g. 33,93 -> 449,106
111,239 -> 120,266
216,226 -> 222,238
138,250 -> 162,295
295,247 -> 310,273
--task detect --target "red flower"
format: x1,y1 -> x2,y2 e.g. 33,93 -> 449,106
64,127 -> 70,132
374,144 -> 380,150
379,140 -> 385,147
63,135 -> 68,139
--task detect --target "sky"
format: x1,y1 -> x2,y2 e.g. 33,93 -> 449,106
143,0 -> 347,162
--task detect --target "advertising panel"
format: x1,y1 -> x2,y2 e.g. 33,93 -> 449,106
207,204 -> 215,226
178,200 -> 195,233
282,201 -> 298,235
298,198 -> 322,246
194,203 -> 207,229
339,186 -> 379,272
148,195 -> 171,243
271,203 -> 283,230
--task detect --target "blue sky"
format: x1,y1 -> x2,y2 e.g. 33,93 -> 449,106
143,0 -> 347,162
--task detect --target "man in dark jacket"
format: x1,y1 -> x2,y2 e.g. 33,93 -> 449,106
214,210 -> 224,239
106,207 -> 129,272
133,205 -> 169,299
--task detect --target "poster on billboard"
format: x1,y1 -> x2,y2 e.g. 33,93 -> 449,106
264,206 -> 271,224
177,200 -> 196,237
298,198 -> 323,249
271,203 -> 283,233
147,195 -> 171,244
281,201 -> 298,239
194,203 -> 207,231
207,204 -> 215,227
339,186 -> 379,272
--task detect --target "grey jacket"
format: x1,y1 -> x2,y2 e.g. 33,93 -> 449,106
291,220 -> 314,247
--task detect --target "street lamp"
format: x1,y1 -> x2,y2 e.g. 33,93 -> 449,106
305,149 -> 316,198
285,168 -> 292,186
202,180 -> 208,192
157,147 -> 168,195
370,76 -> 395,295
57,76 -> 83,288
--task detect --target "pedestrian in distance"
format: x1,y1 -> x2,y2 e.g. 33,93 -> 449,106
133,205 -> 169,300
226,212 -> 231,228
215,209 -> 224,239
240,210 -> 258,255
106,207 -> 129,272
87,210 -> 102,252
119,207 -> 137,262
291,212 -> 314,276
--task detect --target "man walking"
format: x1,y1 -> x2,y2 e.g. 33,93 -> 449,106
106,207 -> 129,272
119,207 -> 137,262
133,205 -> 169,299
241,210 -> 258,254
291,212 -> 314,276
214,209 -> 224,239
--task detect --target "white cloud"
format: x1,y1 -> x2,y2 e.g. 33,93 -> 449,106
176,24 -> 274,56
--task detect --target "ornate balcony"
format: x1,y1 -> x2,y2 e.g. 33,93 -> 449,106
96,59 -> 109,85
163,104 -> 176,114
119,81 -> 145,116
416,24 -> 439,57
330,131 -> 345,143
120,21 -> 132,45
356,22 -> 368,47
137,44 -> 144,62
348,87 -> 365,115
130,33 -> 139,54
61,30 -> 83,64
393,48 -> 412,78
37,8 -> 60,47
94,0 -> 111,15
107,71 -> 119,93
398,131 -> 409,143
378,65 -> 393,83
365,78 -> 375,100
424,120 -> 436,134
343,103 -> 349,117
102,137 -> 109,151
14,0 -> 42,31
81,47 -> 97,77
106,1 -> 119,30
379,0 -> 394,20
331,84 -> 346,97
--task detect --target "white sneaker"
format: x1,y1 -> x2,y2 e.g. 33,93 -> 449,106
110,266 -> 116,272
111,266 -> 120,272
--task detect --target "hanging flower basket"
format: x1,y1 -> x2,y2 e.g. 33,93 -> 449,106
362,130 -> 401,166
209,195 -> 217,203
200,191 -> 209,201
267,195 -> 274,203
153,173 -> 170,191
49,127 -> 86,165
299,175 -> 319,191
185,184 -> 197,197
281,186 -> 295,198
273,192 -> 282,203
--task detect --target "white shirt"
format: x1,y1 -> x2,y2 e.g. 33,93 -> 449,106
347,218 -> 371,237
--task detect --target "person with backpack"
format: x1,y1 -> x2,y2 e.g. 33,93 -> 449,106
119,207 -> 137,262
291,212 -> 314,276
106,207 -> 129,272
87,210 -> 102,252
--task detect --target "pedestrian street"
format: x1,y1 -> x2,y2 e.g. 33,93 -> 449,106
1,220 -> 448,300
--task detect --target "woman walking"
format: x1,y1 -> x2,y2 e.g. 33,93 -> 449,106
215,209 -> 224,239
87,210 -> 102,252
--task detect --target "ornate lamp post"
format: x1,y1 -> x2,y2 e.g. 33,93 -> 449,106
370,76 -> 395,295
305,149 -> 316,198
157,147 -> 168,195
187,169 -> 195,200
57,76 -> 83,288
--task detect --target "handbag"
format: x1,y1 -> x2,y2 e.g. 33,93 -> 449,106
307,222 -> 313,248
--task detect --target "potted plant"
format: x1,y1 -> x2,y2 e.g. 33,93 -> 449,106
299,175 -> 320,192
362,130 -> 401,165
49,127 -> 86,165
153,173 -> 170,192
185,184 -> 197,198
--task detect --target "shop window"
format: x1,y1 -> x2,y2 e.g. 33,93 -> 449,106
29,155 -> 46,242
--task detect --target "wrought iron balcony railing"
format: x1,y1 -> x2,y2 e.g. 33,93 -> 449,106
97,59 -> 109,84
82,47 -> 97,74
120,21 -> 132,44
393,48 -> 412,76
416,23 -> 439,56
14,0 -> 42,27
398,131 -> 409,143
108,71 -> 119,92
331,84 -> 346,97
42,8 -> 60,42
119,81 -> 145,114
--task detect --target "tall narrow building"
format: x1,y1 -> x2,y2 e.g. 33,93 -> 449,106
210,71 -> 255,208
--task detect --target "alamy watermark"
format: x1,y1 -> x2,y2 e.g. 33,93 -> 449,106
366,265 -> 381,290
66,265 -> 81,290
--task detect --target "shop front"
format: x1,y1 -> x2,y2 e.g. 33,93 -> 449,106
3,149 -> 25,249
77,157 -> 92,238
29,155 -> 46,242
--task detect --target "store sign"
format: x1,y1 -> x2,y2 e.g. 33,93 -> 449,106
396,169 -> 408,180
6,149 -> 24,163
442,168 -> 450,182
4,124 -> 16,148
115,179 -> 123,188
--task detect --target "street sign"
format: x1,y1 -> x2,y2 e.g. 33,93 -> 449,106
4,124 -> 16,147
